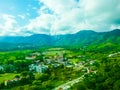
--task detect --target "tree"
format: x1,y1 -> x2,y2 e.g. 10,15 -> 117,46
70,82 -> 87,90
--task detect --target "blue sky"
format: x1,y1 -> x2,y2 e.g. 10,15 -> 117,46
0,0 -> 120,36
0,0 -> 40,26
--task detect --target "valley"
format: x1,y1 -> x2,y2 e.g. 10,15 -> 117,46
0,46 -> 120,90
0,30 -> 120,90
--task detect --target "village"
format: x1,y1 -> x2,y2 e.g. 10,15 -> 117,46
0,50 -> 86,73
25,50 -> 96,74
1,49 -> 120,89
0,49 -> 97,89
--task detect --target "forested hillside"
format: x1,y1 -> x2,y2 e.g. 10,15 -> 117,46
0,29 -> 120,51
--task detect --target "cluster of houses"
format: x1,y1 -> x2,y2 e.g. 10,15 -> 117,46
0,51 -> 74,74
0,73 -> 34,89
0,51 -> 96,74
29,62 -> 48,73
0,75 -> 23,88
26,51 -> 95,73
25,52 -> 41,60
4,75 -> 20,87
28,52 -> 73,73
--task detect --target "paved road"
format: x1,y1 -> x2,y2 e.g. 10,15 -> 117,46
53,65 -> 92,90
53,74 -> 85,90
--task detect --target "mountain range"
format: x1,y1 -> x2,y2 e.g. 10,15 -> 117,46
0,29 -> 120,51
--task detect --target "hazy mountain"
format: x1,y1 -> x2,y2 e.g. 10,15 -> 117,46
0,29 -> 120,50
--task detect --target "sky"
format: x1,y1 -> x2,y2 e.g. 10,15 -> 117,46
0,0 -> 120,36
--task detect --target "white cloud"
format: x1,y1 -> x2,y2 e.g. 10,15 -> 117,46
110,25 -> 120,30
26,0 -> 84,34
40,0 -> 77,14
2,0 -> 120,36
0,14 -> 22,36
26,13 -> 55,34
2,14 -> 17,28
25,0 -> 120,35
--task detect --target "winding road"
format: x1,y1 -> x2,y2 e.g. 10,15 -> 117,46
53,74 -> 86,90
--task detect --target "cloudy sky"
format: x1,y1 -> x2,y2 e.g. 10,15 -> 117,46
0,0 -> 120,36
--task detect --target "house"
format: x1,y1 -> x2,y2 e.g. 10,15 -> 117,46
32,52 -> 41,56
66,64 -> 73,68
89,61 -> 94,65
108,54 -> 114,57
25,55 -> 36,60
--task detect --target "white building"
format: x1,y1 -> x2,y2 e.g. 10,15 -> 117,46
29,64 -> 48,73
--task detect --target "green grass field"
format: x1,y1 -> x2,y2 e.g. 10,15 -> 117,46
0,73 -> 19,83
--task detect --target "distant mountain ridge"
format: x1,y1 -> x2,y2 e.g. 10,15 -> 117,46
0,29 -> 120,50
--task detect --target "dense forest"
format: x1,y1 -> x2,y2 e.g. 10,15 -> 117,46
0,29 -> 120,51
70,53 -> 120,90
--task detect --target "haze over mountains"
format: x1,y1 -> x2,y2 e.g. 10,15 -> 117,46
0,29 -> 120,50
